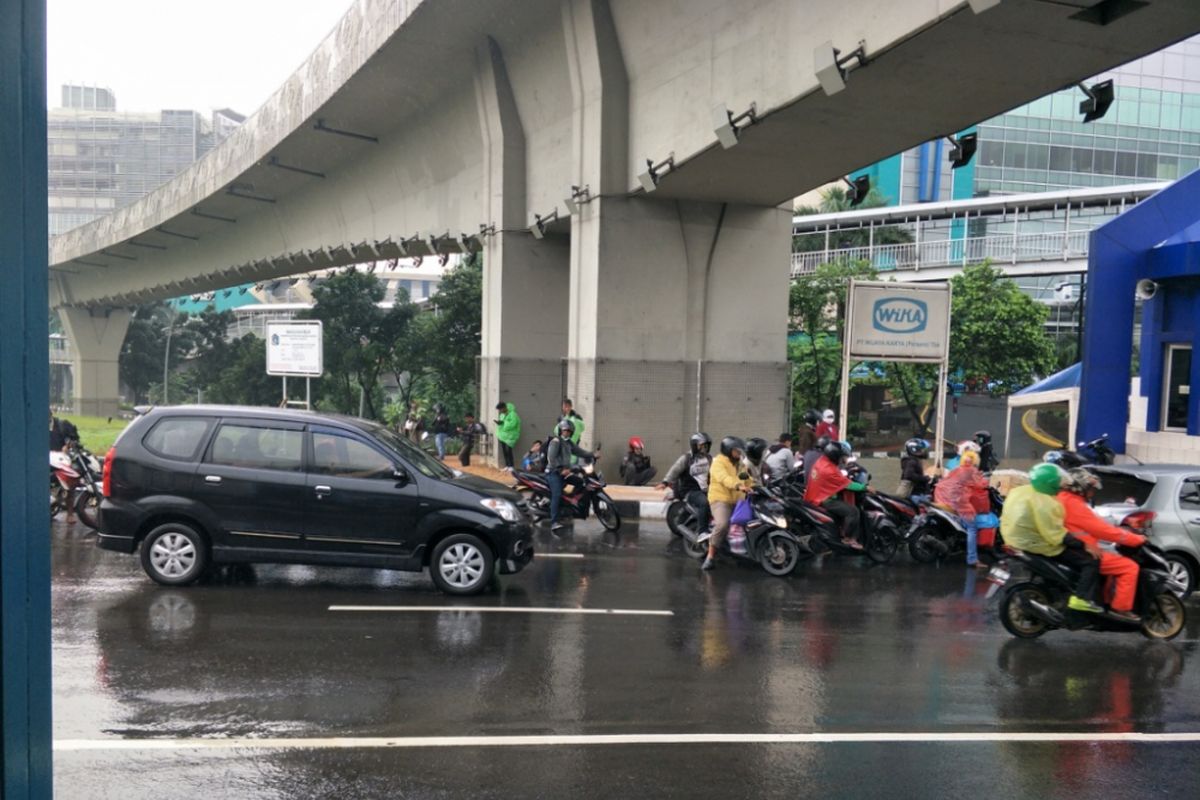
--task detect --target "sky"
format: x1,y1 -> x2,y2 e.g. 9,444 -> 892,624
48,0 -> 355,115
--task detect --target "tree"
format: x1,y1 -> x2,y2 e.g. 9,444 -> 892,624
183,308 -> 237,393
793,186 -> 912,253
947,262 -> 1055,392
119,302 -> 194,404
203,334 -> 282,406
416,254 -> 482,417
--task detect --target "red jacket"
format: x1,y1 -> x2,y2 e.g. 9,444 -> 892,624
804,457 -> 849,505
1057,491 -> 1144,547
815,421 -> 839,441
934,465 -> 988,517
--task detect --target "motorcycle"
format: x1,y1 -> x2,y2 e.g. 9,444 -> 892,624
512,455 -> 621,531
665,484 -> 709,539
768,464 -> 900,564
1045,433 -> 1119,468
988,542 -> 1187,640
687,487 -> 807,576
50,450 -> 76,521
69,445 -> 104,530
906,486 -> 1004,563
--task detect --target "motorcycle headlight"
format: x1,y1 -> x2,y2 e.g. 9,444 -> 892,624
480,498 -> 520,523
765,514 -> 788,529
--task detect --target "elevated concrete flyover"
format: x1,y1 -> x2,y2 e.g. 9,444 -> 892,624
49,0 -> 1200,473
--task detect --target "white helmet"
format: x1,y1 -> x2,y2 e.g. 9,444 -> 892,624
822,409 -> 835,423
957,440 -> 981,455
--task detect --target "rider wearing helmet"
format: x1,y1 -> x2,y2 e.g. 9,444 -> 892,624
619,436 -> 656,486
1057,469 -> 1145,623
897,438 -> 932,499
545,418 -> 595,533
764,432 -> 796,482
795,409 -> 820,455
1043,449 -> 1086,469
742,437 -> 769,484
934,448 -> 991,567
974,430 -> 998,472
1000,463 -> 1103,614
803,440 -> 866,550
659,432 -> 714,528
802,434 -> 832,486
702,436 -> 753,571
815,409 -> 840,442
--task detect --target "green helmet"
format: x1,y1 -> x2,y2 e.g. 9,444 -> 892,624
1029,463 -> 1063,495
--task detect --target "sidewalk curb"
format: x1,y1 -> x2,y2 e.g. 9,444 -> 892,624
614,500 -> 667,521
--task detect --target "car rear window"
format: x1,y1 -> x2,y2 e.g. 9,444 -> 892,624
1091,471 -> 1156,507
142,417 -> 211,461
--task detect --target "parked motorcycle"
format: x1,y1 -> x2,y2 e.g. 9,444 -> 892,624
688,487 -> 807,576
907,486 -> 1004,563
512,456 -> 621,531
50,450 -> 75,521
1045,433 -> 1118,468
69,445 -> 104,530
988,542 -> 1187,640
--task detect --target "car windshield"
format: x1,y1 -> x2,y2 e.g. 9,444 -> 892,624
1091,471 -> 1156,507
370,425 -> 456,480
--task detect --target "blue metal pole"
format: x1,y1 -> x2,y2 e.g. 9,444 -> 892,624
0,0 -> 53,797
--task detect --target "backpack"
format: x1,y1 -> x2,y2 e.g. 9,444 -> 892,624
59,417 -> 80,442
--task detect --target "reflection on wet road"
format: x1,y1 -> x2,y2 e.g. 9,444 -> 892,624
51,519 -> 1200,798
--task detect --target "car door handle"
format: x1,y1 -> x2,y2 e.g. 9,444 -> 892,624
314,485 -> 332,497
1191,517 -> 1200,525
204,475 -> 222,484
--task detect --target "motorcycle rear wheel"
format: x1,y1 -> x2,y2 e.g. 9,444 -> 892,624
666,502 -> 688,537
865,527 -> 899,564
907,528 -> 941,564
75,491 -> 100,531
1141,592 -> 1186,640
1000,582 -> 1052,639
594,496 -> 621,531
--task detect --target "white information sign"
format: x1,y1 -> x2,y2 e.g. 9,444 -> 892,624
845,282 -> 951,361
266,321 -> 323,377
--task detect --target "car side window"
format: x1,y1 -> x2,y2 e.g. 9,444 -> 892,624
1180,479 -> 1200,510
207,423 -> 303,472
143,417 -> 211,460
311,431 -> 394,479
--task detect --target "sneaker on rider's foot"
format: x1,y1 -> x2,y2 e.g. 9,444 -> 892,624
1110,609 -> 1141,624
1068,595 -> 1104,614
701,556 -> 715,571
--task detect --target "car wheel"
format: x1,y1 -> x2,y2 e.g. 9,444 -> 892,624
140,522 -> 208,586
430,534 -> 495,596
1164,554 -> 1195,598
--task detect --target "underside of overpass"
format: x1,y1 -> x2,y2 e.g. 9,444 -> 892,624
47,0 -> 1200,471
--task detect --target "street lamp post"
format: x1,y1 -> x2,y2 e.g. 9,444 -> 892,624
163,309 -> 177,405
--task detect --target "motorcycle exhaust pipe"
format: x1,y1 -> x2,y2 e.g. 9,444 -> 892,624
1019,596 -> 1065,626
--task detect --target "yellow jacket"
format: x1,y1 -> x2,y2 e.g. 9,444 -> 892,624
999,484 -> 1068,557
708,454 -> 751,505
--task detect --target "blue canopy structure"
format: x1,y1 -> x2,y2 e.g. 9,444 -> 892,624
1014,362 -> 1082,396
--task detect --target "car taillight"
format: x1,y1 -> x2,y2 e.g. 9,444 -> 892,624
102,447 -> 115,497
1121,510 -> 1155,532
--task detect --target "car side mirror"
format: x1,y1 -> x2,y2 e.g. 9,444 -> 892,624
392,467 -> 410,486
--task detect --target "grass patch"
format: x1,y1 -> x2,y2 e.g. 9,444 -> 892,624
65,415 -> 131,453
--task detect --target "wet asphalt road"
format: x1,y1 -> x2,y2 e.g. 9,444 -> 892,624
51,519 -> 1200,799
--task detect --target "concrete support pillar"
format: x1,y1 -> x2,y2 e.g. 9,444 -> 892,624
475,36 -> 570,460
57,306 -> 131,417
567,197 -> 793,476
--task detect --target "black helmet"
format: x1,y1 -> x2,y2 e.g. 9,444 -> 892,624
974,430 -> 992,445
689,432 -> 712,456
803,409 -> 820,428
815,435 -> 831,451
822,440 -> 845,460
719,436 -> 746,459
904,438 -> 930,458
557,418 -> 575,436
745,437 -> 768,464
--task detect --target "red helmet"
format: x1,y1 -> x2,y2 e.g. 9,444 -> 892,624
628,436 -> 645,451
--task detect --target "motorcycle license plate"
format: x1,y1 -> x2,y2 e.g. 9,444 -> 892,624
986,566 -> 1010,586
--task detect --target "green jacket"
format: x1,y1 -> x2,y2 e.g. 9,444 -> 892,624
496,403 -> 521,446
562,412 -> 584,445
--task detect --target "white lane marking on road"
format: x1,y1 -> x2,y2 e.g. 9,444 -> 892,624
536,553 -> 584,559
328,605 -> 673,616
54,731 -> 1200,752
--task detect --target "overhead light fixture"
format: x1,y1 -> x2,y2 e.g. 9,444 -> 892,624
712,102 -> 757,149
637,154 -> 675,193
946,133 -> 978,169
1077,80 -> 1114,123
814,40 -> 868,97
844,175 -> 871,207
564,185 -> 591,215
456,232 -> 477,253
967,0 -> 1001,13
397,233 -> 422,257
530,209 -> 559,240
478,223 -> 497,238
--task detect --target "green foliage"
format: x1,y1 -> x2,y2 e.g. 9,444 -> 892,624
199,334 -> 282,406
793,187 -> 912,253
947,262 -> 1055,391
119,303 -> 195,404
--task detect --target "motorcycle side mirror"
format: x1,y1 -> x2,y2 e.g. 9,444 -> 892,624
392,466 -> 410,486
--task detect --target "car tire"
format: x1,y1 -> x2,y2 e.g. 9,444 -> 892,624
140,522 -> 208,586
1164,553 -> 1195,598
430,533 -> 495,596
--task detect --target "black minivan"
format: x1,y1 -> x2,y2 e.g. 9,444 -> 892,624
97,406 -> 534,595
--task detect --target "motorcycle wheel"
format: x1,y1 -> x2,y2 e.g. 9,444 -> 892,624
907,528 -> 941,564
999,582 -> 1052,639
865,526 -> 899,565
75,491 -> 100,531
594,496 -> 621,531
1141,592 -> 1186,641
666,501 -> 688,538
684,535 -> 708,560
759,533 -> 801,576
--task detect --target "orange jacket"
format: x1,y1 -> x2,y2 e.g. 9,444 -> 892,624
1056,491 -> 1144,547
